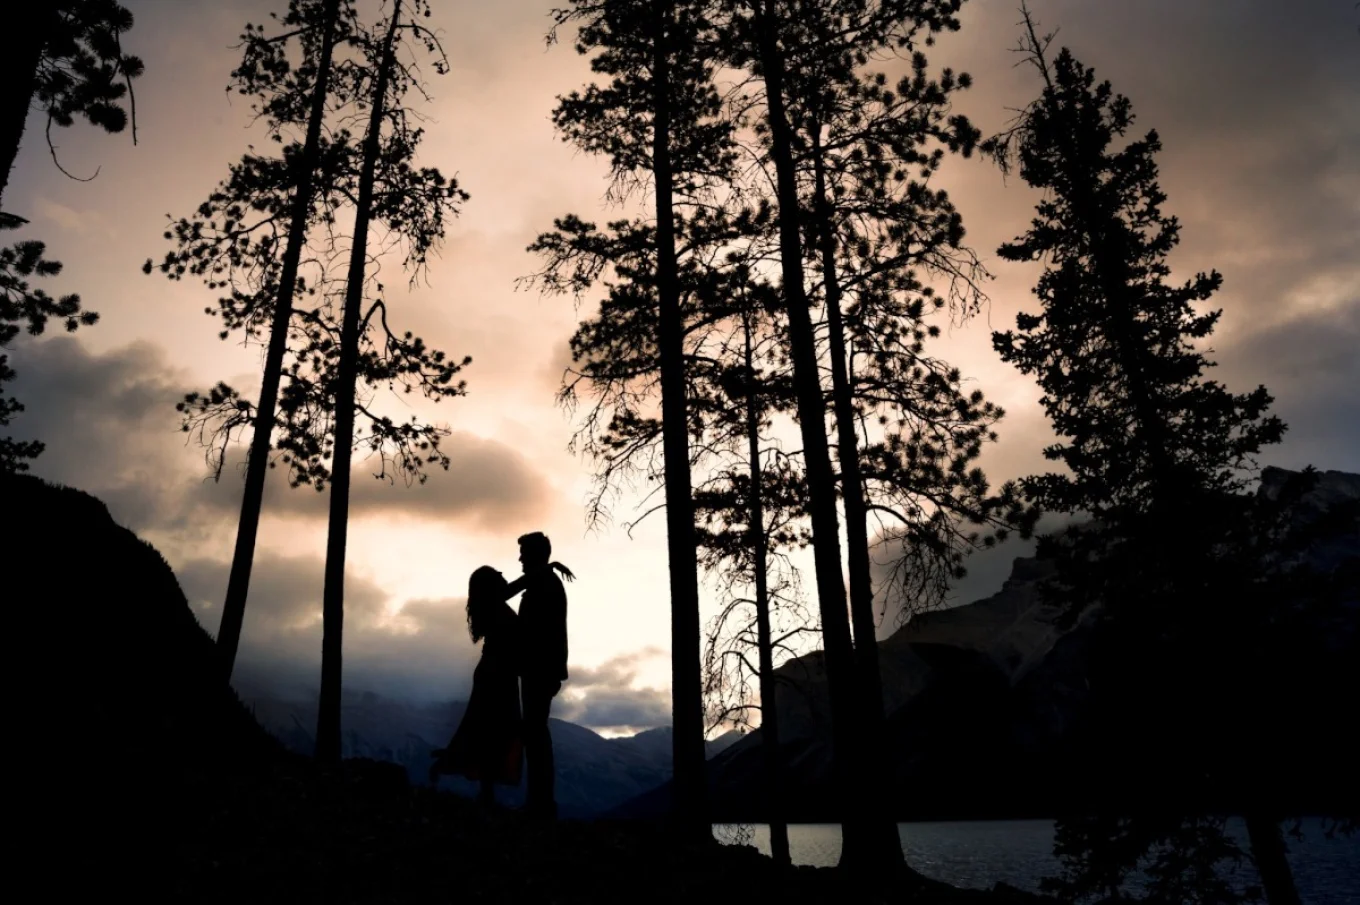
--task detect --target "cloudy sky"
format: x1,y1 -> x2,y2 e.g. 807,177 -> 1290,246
5,0 -> 1357,735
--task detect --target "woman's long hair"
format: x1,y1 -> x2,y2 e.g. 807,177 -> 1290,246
466,566 -> 508,644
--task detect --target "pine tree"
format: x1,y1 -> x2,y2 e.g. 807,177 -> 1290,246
313,0 -> 469,764
988,7 -> 1291,902
1,0 -> 144,205
716,0 -> 975,873
793,50 -> 1029,619
988,9 -> 1284,629
312,0 -> 407,767
734,0 -> 878,869
148,0 -> 467,697
146,0 -> 352,682
529,198 -> 807,856
794,28 -> 1037,854
694,284 -> 807,868
544,0 -> 737,834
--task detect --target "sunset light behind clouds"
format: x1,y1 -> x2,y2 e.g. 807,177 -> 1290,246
6,0 -> 1356,735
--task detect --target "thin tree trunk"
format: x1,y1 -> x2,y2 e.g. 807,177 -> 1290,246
752,1 -> 878,873
1245,815 -> 1301,905
811,131 -> 903,869
314,0 -> 401,765
0,6 -> 55,208
652,0 -> 708,839
743,310 -> 790,868
216,0 -> 343,684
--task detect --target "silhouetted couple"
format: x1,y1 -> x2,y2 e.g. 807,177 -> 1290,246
429,532 -> 571,819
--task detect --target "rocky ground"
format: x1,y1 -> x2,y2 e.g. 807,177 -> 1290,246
122,759 -> 1048,905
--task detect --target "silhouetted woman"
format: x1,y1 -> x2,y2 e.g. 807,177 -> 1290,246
429,562 -> 573,807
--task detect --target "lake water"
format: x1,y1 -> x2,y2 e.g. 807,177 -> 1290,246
713,820 -> 1360,903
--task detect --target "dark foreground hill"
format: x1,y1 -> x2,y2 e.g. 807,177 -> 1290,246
156,758 -> 1066,904
4,472 -> 1055,903
5,472 -> 285,768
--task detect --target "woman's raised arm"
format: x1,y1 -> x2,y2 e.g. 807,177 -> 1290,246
505,562 -> 574,597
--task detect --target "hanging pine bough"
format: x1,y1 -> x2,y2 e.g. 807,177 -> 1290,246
1,0 -> 143,473
0,235 -> 100,472
526,207 -> 774,529
1,0 -> 145,204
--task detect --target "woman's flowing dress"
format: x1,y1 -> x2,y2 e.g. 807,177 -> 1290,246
432,601 -> 523,785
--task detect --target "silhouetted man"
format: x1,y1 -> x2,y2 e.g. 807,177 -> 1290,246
515,531 -> 567,818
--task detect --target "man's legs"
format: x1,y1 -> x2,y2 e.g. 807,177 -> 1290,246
521,676 -> 560,817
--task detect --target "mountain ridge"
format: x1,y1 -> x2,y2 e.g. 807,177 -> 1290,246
236,686 -> 745,817
610,466 -> 1360,821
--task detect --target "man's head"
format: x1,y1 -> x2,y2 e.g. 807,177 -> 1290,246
518,532 -> 551,570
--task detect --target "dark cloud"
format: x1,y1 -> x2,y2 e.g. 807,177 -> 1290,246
556,685 -> 672,732
179,550 -> 482,703
239,429 -> 559,530
563,647 -> 661,686
1214,303 -> 1360,474
557,648 -> 672,732
938,0 -> 1360,332
178,553 -> 387,635
4,336 -> 204,534
394,596 -> 472,638
5,336 -> 560,536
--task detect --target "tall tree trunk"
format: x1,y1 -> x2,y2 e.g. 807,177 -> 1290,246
0,6 -> 56,208
314,0 -> 401,764
752,1 -> 884,873
1245,815 -> 1301,905
811,131 -> 903,869
216,0 -> 344,684
743,310 -> 790,868
651,0 -> 708,838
